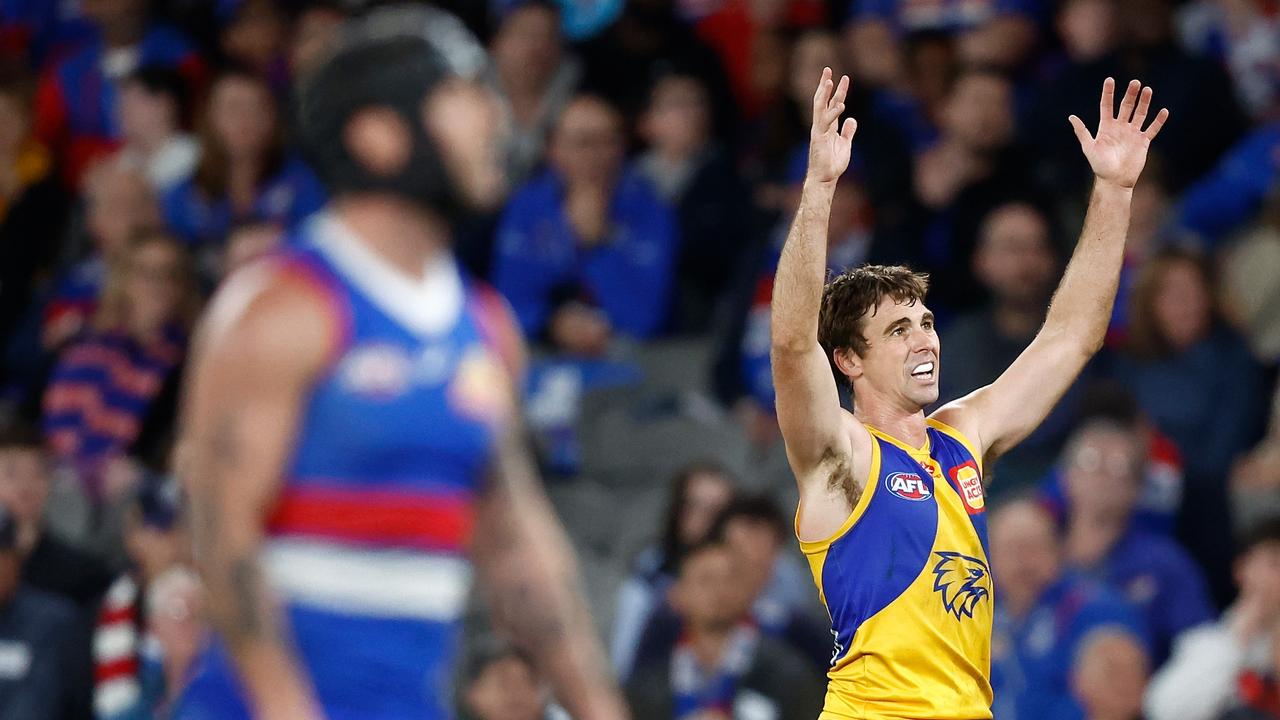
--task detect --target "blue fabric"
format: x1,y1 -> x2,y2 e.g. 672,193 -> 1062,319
990,574 -> 1148,720
491,168 -> 679,340
848,0 -> 1045,31
0,0 -> 94,66
1175,122 -> 1280,246
160,158 -> 326,247
1076,526 -> 1214,665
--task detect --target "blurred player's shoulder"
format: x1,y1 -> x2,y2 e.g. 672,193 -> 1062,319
465,279 -> 527,380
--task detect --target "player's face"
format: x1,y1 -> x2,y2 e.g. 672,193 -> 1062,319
422,79 -> 506,212
852,297 -> 940,411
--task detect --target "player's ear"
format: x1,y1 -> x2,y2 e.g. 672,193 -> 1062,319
833,347 -> 862,383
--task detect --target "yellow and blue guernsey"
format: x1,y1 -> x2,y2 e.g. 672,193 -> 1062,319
798,418 -> 994,720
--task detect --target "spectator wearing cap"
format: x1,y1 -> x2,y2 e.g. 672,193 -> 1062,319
461,641 -> 553,720
114,65 -> 198,193
937,201 -> 1077,491
43,230 -> 200,499
492,94 -> 679,355
636,71 -> 751,333
1146,517 -> 1280,720
93,473 -> 188,720
160,67 -> 325,249
1057,419 -> 1213,664
32,0 -> 206,188
625,539 -> 824,720
0,502 -> 94,720
989,497 -> 1148,720
0,419 -> 112,609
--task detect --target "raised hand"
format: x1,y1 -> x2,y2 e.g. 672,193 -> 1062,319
807,67 -> 858,186
1070,78 -> 1169,189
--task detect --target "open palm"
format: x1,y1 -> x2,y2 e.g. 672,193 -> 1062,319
1071,78 -> 1169,189
808,67 -> 858,185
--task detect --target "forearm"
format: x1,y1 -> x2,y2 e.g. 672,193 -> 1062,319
1042,180 -> 1133,353
771,180 -> 836,352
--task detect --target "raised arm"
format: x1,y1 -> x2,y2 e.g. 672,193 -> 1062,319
934,78 -> 1169,467
771,68 -> 860,478
177,269 -> 330,720
471,319 -> 628,720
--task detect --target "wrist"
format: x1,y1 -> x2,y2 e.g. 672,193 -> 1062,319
1093,177 -> 1136,195
803,176 -> 839,195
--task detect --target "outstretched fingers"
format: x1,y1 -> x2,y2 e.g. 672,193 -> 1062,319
1131,86 -> 1152,127
1068,114 -> 1092,145
1143,107 -> 1170,140
840,117 -> 858,141
1117,79 -> 1140,123
812,67 -> 833,123
821,75 -> 851,131
1099,77 -> 1116,120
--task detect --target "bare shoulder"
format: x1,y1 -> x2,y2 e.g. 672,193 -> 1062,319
929,397 -> 988,465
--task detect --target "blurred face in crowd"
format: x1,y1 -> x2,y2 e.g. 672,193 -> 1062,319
123,237 -> 186,336
973,203 -> 1057,310
845,20 -> 902,89
209,75 -> 277,163
1116,0 -> 1173,48
0,90 -> 30,157
82,0 -> 146,28
1073,630 -> 1149,720
119,80 -> 179,147
147,569 -> 205,679
959,15 -> 1039,69
678,471 -> 734,547
465,654 -> 545,720
1063,424 -> 1144,521
942,71 -> 1014,153
1152,258 -> 1212,353
491,3 -> 563,94
1057,0 -> 1117,62
642,76 -> 711,161
550,97 -> 625,188
0,445 -> 48,547
723,516 -> 781,598
990,500 -> 1062,614
906,34 -> 957,122
85,160 -> 159,256
289,7 -> 345,76
673,545 -> 746,632
1236,538 -> 1280,620
222,0 -> 288,71
790,30 -> 842,109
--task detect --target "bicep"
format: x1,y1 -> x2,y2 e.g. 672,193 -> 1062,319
771,343 -> 852,473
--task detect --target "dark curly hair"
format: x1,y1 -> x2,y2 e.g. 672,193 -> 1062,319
818,265 -> 930,388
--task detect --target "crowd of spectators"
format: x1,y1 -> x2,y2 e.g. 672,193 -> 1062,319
0,0 -> 1277,718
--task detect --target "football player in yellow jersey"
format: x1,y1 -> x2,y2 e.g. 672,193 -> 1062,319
770,70 -> 1168,720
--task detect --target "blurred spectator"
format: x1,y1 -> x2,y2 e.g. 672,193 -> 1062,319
220,219 -> 282,279
219,0 -> 290,93
115,66 -> 198,193
1069,627 -> 1150,720
1146,517 -> 1280,720
1220,196 -> 1280,362
845,0 -> 1044,71
285,2 -> 346,79
989,497 -> 1148,720
492,94 -> 679,353
625,539 -> 824,720
1177,0 -> 1280,122
160,68 -> 324,248
612,463 -> 735,678
0,419 -> 111,609
1175,121 -> 1279,247
1058,419 -> 1214,663
0,64 -> 68,380
938,201 -> 1075,490
0,503 -> 94,720
1233,383 -> 1280,533
93,474 -> 186,720
907,66 -> 1044,317
576,0 -> 738,141
0,0 -> 94,68
1115,247 -> 1268,604
1052,0 -> 1119,68
42,156 -> 160,355
462,642 -> 551,720
32,0 -> 205,187
487,0 -> 582,189
637,71 -> 751,332
43,231 -> 199,497
102,564 -> 203,720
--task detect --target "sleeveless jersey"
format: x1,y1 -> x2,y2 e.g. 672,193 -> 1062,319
177,214 -> 519,720
799,418 -> 993,720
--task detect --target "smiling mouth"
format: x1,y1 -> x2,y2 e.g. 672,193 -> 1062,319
910,361 -> 936,382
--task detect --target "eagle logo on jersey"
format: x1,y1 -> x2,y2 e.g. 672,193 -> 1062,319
932,551 -> 991,620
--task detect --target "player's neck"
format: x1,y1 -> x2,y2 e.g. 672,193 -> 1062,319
332,196 -> 450,280
855,403 -> 929,449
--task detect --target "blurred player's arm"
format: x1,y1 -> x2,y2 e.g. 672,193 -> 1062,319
771,68 -> 863,488
934,79 -> 1169,471
176,267 -> 331,719
472,327 -> 628,720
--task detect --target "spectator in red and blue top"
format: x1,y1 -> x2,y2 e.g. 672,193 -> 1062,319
492,94 -> 679,354
42,155 -> 160,355
1057,418 -> 1214,664
32,0 -> 206,188
160,67 -> 324,248
42,230 -> 200,500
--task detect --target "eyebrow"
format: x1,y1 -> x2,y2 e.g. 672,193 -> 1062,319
883,318 -> 911,336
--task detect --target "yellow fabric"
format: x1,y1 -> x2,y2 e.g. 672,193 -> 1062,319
0,140 -> 51,220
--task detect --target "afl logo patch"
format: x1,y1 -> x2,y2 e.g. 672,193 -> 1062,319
338,343 -> 412,399
886,472 -> 931,501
